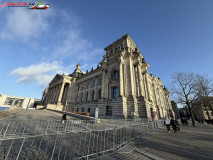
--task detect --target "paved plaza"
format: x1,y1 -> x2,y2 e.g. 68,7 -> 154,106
3,109 -> 79,122
1,110 -> 212,160
133,121 -> 213,160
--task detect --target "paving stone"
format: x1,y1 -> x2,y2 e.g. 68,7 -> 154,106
116,143 -> 135,153
136,122 -> 213,160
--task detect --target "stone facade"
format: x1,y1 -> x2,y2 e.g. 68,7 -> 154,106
43,34 -> 174,120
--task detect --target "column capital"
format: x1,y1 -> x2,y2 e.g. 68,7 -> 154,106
137,61 -> 142,66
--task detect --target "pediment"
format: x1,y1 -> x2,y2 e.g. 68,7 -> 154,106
49,74 -> 63,85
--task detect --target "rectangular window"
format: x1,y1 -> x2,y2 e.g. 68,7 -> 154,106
86,93 -> 88,102
99,90 -> 101,99
113,87 -> 118,99
99,79 -> 102,85
82,108 -> 84,112
93,81 -> 95,86
92,91 -> 95,101
87,83 -> 89,88
81,93 -> 83,102
88,108 -> 90,113
114,71 -> 118,79
77,108 -> 79,112
76,94 -> 78,102
106,106 -> 112,116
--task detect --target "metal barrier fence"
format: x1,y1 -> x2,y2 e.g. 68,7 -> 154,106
0,118 -> 153,138
0,120 -> 164,160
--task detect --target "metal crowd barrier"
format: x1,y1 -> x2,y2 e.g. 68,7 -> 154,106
0,120 -> 164,160
0,119 -> 157,138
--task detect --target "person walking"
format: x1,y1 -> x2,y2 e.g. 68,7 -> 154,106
164,116 -> 170,133
201,119 -> 204,124
175,118 -> 180,131
181,118 -> 185,126
61,112 -> 67,123
171,118 -> 177,133
185,118 -> 188,127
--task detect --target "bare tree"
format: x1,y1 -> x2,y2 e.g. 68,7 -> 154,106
169,72 -> 199,126
194,74 -> 213,120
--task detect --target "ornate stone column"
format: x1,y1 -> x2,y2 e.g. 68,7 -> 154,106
48,88 -> 53,103
57,82 -> 65,105
55,84 -> 60,103
54,85 -> 59,103
153,83 -> 157,104
51,87 -> 56,104
95,78 -> 98,100
46,90 -> 50,104
101,71 -> 106,98
145,71 -> 152,101
65,83 -> 71,105
119,63 -> 124,96
137,63 -> 144,97
83,83 -> 86,102
88,81 -> 91,101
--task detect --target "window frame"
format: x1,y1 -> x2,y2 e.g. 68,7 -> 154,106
111,71 -> 118,80
106,106 -> 112,116
99,89 -> 101,99
86,92 -> 88,102
112,87 -> 118,99
92,91 -> 95,101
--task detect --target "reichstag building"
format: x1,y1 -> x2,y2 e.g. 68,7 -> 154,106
42,34 -> 174,119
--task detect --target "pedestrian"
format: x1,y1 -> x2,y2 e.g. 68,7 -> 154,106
171,118 -> 177,133
181,118 -> 185,126
199,119 -> 201,123
164,116 -> 171,133
201,119 -> 204,124
175,118 -> 180,131
61,112 -> 67,123
185,118 -> 188,127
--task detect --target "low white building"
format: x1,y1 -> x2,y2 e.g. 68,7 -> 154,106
0,94 -> 41,109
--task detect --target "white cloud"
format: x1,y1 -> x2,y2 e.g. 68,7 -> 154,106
7,8 -> 105,88
10,61 -> 64,87
0,8 -> 54,41
10,62 -> 95,87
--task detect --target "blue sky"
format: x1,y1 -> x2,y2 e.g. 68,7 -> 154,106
0,0 -> 213,99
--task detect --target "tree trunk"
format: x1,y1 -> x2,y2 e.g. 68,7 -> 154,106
187,102 -> 196,126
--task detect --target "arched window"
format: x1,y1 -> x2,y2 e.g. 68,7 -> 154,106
93,81 -> 95,86
87,83 -> 89,88
99,79 -> 102,85
78,86 -> 80,90
99,90 -> 101,99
